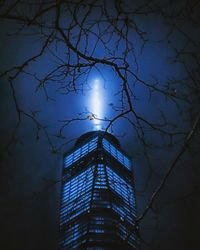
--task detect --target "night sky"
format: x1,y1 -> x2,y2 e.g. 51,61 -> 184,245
0,1 -> 200,250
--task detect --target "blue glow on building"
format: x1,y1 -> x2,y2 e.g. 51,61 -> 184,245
59,131 -> 139,249
102,138 -> 132,170
64,137 -> 98,168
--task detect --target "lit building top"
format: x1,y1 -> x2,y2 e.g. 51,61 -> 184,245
59,131 -> 139,250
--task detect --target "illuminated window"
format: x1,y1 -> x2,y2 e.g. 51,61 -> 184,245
89,228 -> 105,233
102,139 -> 131,170
64,137 -> 98,168
62,168 -> 94,202
94,164 -> 107,189
60,167 -> 95,225
106,166 -> 136,223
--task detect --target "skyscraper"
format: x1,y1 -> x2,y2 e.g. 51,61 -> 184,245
59,131 -> 139,249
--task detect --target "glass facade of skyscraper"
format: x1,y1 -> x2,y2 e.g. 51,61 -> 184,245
59,131 -> 139,249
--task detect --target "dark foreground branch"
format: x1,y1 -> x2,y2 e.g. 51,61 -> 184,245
125,112 -> 200,241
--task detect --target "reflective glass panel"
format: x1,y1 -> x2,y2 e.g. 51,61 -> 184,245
102,139 -> 132,170
64,137 -> 98,168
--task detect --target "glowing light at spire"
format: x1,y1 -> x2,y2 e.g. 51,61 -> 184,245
90,79 -> 103,130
